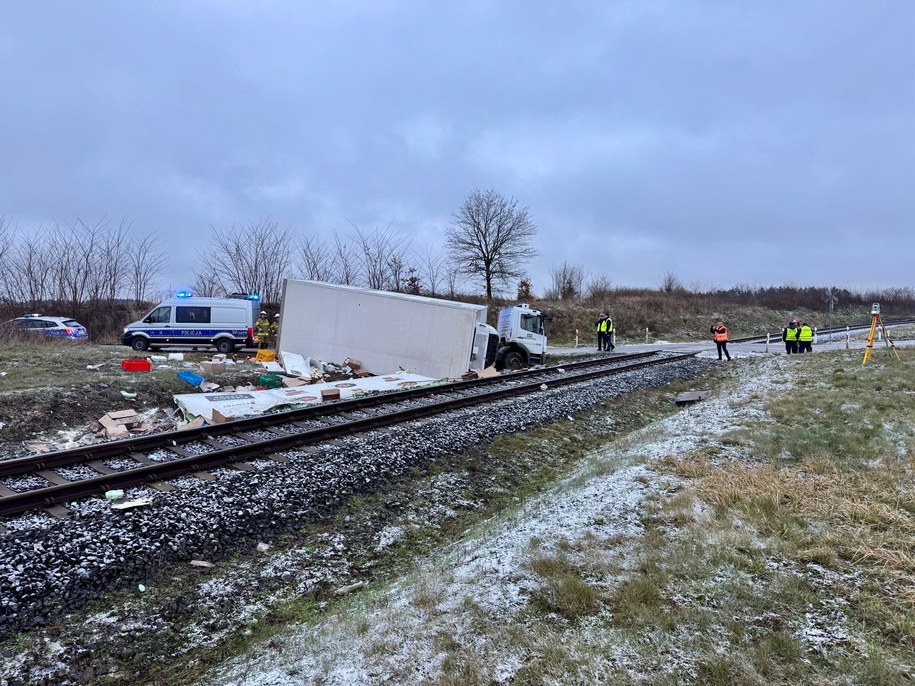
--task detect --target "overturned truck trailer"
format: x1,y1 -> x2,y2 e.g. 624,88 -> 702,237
277,280 -> 499,379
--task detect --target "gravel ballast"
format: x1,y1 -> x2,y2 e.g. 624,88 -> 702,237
0,356 -> 707,684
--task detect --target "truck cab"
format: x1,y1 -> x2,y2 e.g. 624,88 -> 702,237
495,304 -> 548,370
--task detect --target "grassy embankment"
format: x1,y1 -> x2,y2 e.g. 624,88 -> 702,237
201,348 -> 915,685
521,348 -> 915,684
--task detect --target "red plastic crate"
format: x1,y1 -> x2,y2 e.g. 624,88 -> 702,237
121,358 -> 151,372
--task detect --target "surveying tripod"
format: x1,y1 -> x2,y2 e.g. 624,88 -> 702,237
862,303 -> 900,365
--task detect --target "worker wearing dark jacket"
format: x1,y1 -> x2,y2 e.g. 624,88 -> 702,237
595,313 -> 607,351
710,321 -> 731,360
782,318 -> 800,354
798,322 -> 814,353
602,315 -> 615,351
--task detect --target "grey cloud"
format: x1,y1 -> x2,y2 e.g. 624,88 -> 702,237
0,0 -> 912,293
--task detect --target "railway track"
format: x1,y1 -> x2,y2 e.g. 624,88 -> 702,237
728,317 -> 915,344
0,350 -> 698,520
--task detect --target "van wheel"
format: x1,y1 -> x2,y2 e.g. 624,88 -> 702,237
215,339 -> 234,354
504,351 -> 525,370
131,338 -> 150,352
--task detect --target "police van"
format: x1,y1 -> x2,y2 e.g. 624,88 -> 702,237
122,294 -> 257,353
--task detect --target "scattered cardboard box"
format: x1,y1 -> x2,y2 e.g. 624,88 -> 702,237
478,365 -> 500,379
178,416 -> 207,431
343,357 -> 362,371
98,409 -> 142,439
321,388 -> 341,402
200,361 -> 226,374
354,370 -> 372,378
282,376 -> 310,388
210,409 -> 235,424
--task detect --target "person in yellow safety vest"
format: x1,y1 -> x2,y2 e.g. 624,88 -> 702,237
269,313 -> 280,349
595,312 -> 607,351
602,315 -> 615,351
710,321 -> 731,360
798,321 -> 814,353
255,311 -> 270,349
782,318 -> 800,355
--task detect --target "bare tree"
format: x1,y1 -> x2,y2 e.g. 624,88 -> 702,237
548,262 -> 585,300
446,188 -> 538,301
444,263 -> 460,298
298,234 -> 333,282
330,230 -> 361,285
192,271 -> 223,298
0,216 -> 15,304
351,222 -> 412,291
586,276 -> 613,302
195,220 -> 293,305
128,231 -> 167,306
660,270 -> 683,294
417,245 -> 446,296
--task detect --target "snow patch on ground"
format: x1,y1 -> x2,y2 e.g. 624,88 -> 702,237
204,359 -> 791,685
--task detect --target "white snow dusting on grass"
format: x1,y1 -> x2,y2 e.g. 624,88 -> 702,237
203,359 -> 781,685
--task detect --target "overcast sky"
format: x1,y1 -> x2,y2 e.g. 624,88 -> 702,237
1,1 -> 912,294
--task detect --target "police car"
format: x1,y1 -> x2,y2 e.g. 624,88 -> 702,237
5,314 -> 89,340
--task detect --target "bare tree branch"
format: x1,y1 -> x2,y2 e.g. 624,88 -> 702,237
194,220 -> 294,305
446,188 -> 538,301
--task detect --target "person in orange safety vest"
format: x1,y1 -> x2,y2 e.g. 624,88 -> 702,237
710,321 -> 731,360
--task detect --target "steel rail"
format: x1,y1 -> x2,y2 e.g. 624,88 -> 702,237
0,352 -> 698,517
0,351 -> 660,481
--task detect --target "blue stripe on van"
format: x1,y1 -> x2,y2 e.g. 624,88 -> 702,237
133,329 -> 249,337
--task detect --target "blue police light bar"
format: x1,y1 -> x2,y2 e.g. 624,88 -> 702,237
175,290 -> 193,298
246,293 -> 260,301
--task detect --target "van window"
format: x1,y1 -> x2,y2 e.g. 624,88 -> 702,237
147,306 -> 171,324
211,307 -> 244,323
176,306 -> 211,324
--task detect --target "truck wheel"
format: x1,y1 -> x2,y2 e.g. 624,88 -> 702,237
215,339 -> 235,354
503,351 -> 525,370
131,337 -> 150,352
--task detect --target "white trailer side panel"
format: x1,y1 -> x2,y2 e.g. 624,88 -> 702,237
278,280 -> 488,379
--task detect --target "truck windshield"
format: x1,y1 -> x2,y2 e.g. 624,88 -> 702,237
520,314 -> 541,334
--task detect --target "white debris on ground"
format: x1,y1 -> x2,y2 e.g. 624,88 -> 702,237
204,357 -> 799,685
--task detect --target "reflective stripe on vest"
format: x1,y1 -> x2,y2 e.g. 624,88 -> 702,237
785,326 -> 799,341
714,327 -> 728,342
799,326 -> 813,342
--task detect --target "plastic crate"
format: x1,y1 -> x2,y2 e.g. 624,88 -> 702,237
255,349 -> 277,362
257,373 -> 282,389
177,370 -> 204,386
121,358 -> 151,372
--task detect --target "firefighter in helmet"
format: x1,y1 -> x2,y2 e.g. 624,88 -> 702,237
255,311 -> 270,349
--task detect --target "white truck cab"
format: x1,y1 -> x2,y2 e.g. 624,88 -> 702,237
494,304 -> 549,370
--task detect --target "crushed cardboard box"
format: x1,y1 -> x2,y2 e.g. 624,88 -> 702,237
210,409 -> 235,424
282,376 -> 310,388
97,409 -> 143,439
